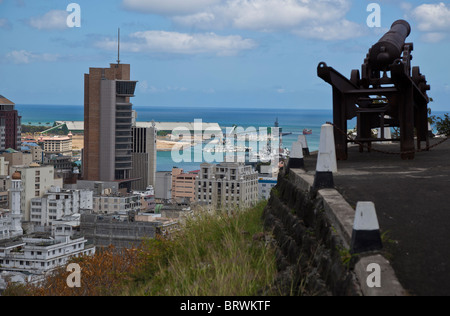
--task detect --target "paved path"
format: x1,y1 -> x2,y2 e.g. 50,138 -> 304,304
302,137 -> 450,296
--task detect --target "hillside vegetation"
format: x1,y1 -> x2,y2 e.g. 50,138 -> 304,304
3,201 -> 280,296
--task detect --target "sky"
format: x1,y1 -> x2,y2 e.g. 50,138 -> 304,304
0,0 -> 449,111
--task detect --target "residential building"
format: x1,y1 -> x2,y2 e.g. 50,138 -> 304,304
131,122 -> 157,191
0,232 -> 95,276
258,177 -> 277,200
82,62 -> 137,192
1,150 -> 32,172
30,186 -> 93,227
10,164 -> 63,222
196,162 -> 259,210
43,155 -> 73,173
171,167 -> 198,203
92,193 -> 141,215
132,186 -> 156,212
0,95 -> 21,151
20,143 -> 43,163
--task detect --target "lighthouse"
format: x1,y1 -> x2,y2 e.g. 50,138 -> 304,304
9,171 -> 23,236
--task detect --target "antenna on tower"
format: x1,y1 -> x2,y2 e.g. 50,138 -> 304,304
117,28 -> 121,65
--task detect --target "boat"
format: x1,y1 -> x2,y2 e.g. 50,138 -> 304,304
303,129 -> 312,135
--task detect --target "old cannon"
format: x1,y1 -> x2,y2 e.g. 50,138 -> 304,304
317,20 -> 431,160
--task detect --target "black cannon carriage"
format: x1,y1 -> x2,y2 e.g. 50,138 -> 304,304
317,19 -> 431,160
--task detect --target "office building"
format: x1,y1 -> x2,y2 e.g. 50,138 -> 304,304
131,121 -> 157,191
82,63 -> 137,190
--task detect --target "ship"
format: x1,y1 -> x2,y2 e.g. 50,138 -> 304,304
303,129 -> 312,135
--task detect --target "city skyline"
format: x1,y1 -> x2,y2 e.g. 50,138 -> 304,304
0,0 -> 449,111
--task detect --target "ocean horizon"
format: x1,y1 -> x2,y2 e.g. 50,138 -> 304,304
16,104 -> 447,172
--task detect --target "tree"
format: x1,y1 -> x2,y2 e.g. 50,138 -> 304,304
435,114 -> 450,136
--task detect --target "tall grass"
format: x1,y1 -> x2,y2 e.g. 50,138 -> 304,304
128,200 -> 278,296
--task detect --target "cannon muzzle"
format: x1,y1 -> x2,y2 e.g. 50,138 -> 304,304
369,20 -> 411,71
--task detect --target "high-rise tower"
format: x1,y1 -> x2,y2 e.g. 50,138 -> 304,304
131,120 -> 157,191
82,63 -> 137,188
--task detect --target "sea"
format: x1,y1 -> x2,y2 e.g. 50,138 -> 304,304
15,104 -> 357,172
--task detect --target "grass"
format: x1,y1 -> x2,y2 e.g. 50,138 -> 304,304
125,200 -> 278,296
2,200 -> 277,296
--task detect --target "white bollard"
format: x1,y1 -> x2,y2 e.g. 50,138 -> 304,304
297,134 -> 310,156
313,123 -> 337,189
377,127 -> 392,143
350,202 -> 383,254
286,141 -> 304,173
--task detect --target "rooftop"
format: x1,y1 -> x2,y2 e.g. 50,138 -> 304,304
0,95 -> 14,106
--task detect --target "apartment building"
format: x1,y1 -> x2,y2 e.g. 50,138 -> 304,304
0,232 -> 95,275
171,167 -> 198,203
30,186 -> 93,226
10,164 -> 63,222
92,193 -> 141,215
258,177 -> 277,200
196,162 -> 258,210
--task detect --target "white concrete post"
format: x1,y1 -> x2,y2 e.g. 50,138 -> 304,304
297,134 -> 310,156
313,123 -> 337,189
286,141 -> 304,173
350,202 -> 383,254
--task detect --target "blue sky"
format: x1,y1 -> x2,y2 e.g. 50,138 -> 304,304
0,0 -> 449,111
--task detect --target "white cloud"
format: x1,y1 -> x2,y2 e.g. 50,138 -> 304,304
293,19 -> 366,41
411,2 -> 450,32
122,0 -> 221,15
402,2 -> 450,43
126,0 -> 363,41
0,18 -> 11,29
96,30 -> 257,56
28,10 -> 67,30
420,32 -> 446,43
6,50 -> 59,64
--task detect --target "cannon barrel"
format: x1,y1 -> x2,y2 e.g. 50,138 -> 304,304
368,20 -> 411,70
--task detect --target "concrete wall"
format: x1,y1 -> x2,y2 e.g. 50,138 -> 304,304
263,167 -> 406,296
